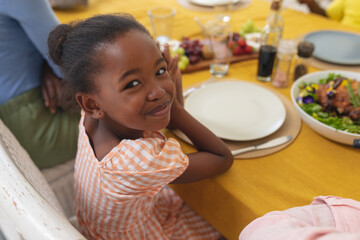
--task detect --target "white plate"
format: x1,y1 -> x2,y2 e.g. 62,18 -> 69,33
185,80 -> 286,141
190,0 -> 240,7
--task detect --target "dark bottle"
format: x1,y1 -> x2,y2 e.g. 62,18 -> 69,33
257,45 -> 277,82
257,0 -> 284,82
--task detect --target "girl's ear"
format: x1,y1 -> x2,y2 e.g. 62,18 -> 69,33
75,93 -> 105,119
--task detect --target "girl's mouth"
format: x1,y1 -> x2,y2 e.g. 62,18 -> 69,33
147,102 -> 171,117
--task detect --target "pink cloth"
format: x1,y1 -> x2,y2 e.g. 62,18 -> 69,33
239,196 -> 360,240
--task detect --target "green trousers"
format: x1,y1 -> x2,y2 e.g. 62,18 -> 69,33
0,88 -> 80,169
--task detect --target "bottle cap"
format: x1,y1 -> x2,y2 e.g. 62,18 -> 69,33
270,0 -> 281,11
297,41 -> 315,58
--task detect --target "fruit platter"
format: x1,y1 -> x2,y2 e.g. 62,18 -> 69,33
170,32 -> 259,73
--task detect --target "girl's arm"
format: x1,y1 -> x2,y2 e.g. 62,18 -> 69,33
170,101 -> 234,184
162,43 -> 233,183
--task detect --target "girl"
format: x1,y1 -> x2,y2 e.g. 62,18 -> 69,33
48,13 -> 233,239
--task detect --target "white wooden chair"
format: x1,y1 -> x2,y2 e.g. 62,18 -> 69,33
0,119 -> 85,240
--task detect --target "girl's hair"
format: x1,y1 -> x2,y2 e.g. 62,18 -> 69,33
48,13 -> 150,111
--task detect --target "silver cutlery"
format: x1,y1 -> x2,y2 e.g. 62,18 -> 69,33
231,135 -> 292,156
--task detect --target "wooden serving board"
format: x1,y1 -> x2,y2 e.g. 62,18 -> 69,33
181,52 -> 259,73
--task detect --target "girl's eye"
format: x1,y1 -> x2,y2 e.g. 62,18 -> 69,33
125,80 -> 140,89
156,67 -> 166,76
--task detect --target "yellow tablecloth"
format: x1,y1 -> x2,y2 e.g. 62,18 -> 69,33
55,1 -> 360,239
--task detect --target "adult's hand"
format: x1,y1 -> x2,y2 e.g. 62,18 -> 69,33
297,0 -> 314,4
297,0 -> 326,16
41,61 -> 61,114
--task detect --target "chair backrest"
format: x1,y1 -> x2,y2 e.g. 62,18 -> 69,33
0,119 -> 85,240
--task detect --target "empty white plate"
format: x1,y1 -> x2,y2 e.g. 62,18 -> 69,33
185,80 -> 286,141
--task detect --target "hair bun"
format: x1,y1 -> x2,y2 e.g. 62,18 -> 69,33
48,24 -> 74,66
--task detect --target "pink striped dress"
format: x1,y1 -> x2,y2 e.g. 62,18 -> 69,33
74,114 -> 221,240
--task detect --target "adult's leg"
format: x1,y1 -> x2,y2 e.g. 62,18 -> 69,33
0,87 -> 80,168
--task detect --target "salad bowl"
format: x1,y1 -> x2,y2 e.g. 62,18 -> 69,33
290,70 -> 360,146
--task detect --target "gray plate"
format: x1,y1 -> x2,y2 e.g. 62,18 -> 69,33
304,30 -> 360,65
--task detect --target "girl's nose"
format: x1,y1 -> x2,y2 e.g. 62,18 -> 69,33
147,81 -> 166,101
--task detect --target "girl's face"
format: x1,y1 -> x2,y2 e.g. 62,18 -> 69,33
91,30 -> 175,137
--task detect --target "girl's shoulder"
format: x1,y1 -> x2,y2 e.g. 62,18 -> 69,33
99,131 -> 188,172
118,131 -> 179,158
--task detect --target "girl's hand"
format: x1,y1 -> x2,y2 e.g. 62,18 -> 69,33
161,43 -> 184,129
162,43 -> 184,107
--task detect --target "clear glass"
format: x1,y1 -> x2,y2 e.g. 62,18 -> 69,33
272,39 -> 296,88
213,0 -> 234,22
147,7 -> 176,44
206,17 -> 232,77
272,51 -> 292,88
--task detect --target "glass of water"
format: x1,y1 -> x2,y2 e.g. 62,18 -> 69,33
207,17 -> 232,77
147,7 -> 176,44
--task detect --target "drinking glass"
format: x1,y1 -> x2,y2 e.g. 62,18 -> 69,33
208,17 -> 231,77
147,7 -> 176,44
256,45 -> 277,82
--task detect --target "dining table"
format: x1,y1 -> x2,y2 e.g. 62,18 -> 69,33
55,1 -> 360,239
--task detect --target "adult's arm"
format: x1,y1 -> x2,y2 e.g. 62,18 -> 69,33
297,0 -> 326,16
239,196 -> 360,240
3,0 -> 62,77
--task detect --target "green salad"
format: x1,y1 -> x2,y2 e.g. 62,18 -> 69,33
296,73 -> 360,134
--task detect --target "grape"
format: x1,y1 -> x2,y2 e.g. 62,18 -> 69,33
178,61 -> 187,71
180,36 -> 210,66
240,19 -> 261,37
169,50 -> 176,58
242,23 -> 252,33
193,39 -> 200,46
176,47 -> 185,56
189,55 -> 200,64
180,55 -> 189,65
193,46 -> 202,57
